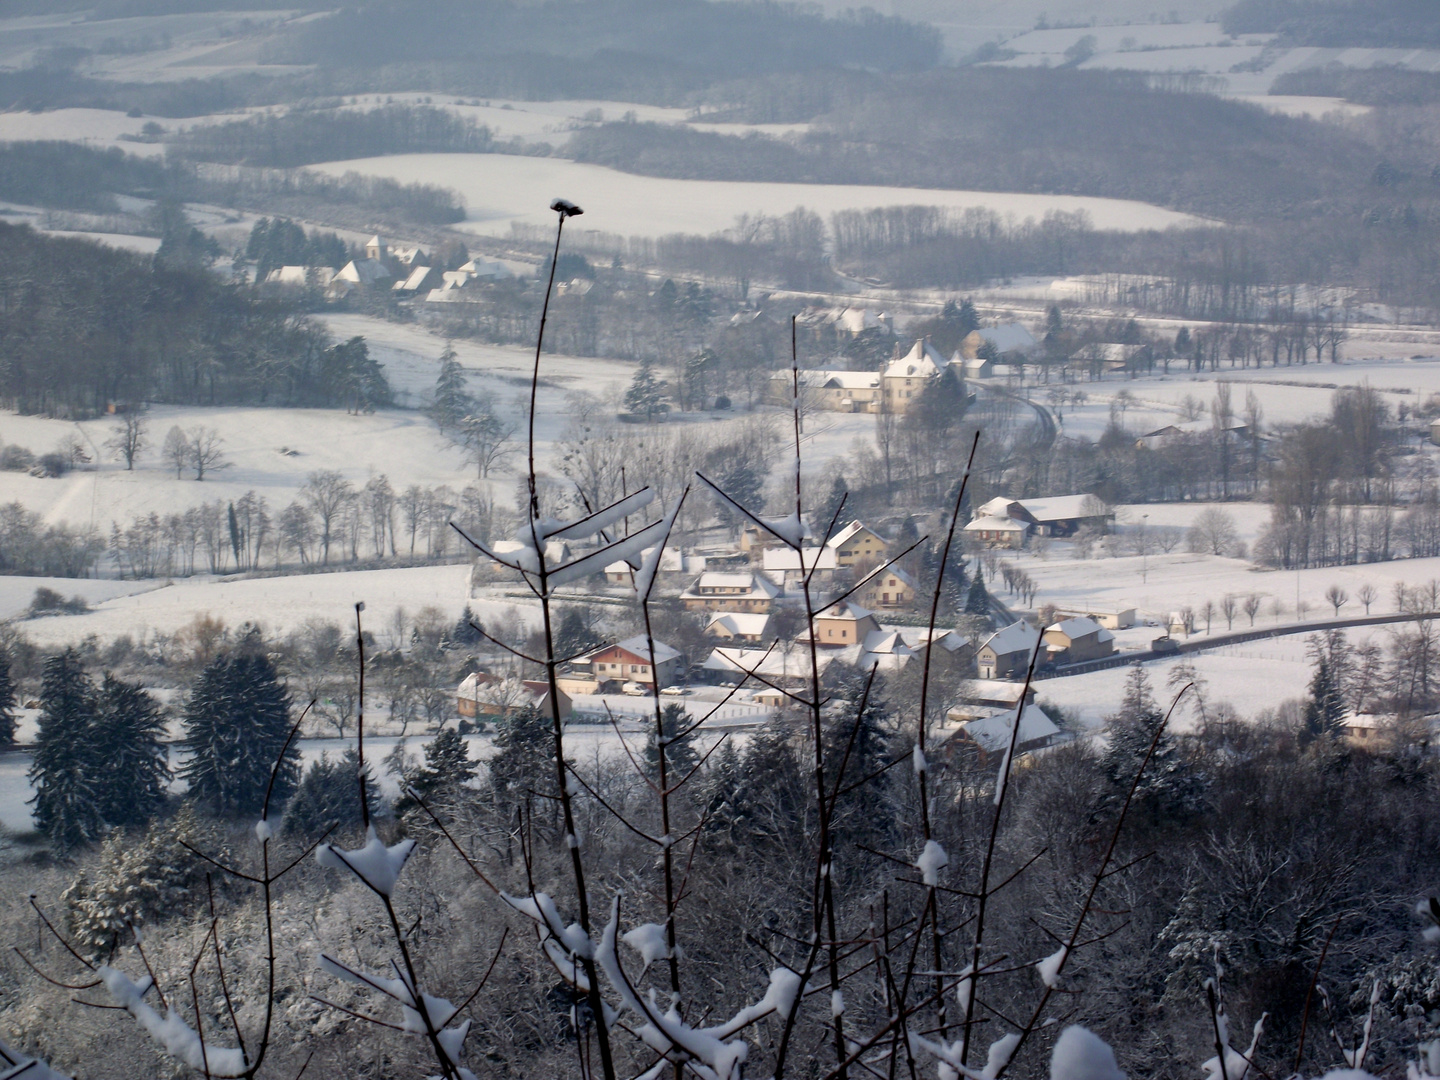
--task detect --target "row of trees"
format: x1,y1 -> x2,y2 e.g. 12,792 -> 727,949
27,636 -> 298,850
108,475 -> 498,578
0,225 -> 391,416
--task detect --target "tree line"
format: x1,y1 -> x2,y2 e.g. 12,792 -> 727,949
168,103 -> 499,169
0,225 -> 391,416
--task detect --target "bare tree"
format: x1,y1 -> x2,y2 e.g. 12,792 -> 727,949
1243,592 -> 1263,626
1325,584 -> 1349,617
1200,599 -> 1215,634
453,393 -> 519,478
1220,593 -> 1238,630
105,412 -> 147,470
1356,582 -> 1378,615
302,470 -> 356,566
1187,507 -> 1240,556
184,426 -> 228,480
162,425 -> 188,478
1154,524 -> 1184,553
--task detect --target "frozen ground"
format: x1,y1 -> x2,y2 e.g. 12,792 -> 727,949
308,152 -> 1206,241
19,562 -> 493,649
999,543 -> 1440,630
1037,355 -> 1440,442
1036,632 -> 1326,731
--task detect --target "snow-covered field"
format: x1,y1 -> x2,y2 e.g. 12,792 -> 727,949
19,563 -> 492,649
1037,633 -> 1325,731
308,152 -> 1206,241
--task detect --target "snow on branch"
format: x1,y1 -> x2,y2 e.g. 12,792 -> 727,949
98,967 -> 248,1077
0,1036 -> 73,1080
595,897 -> 801,1079
540,488 -> 656,541
316,826 -> 417,897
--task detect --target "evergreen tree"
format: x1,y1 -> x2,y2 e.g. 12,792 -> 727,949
28,649 -> 104,850
0,643 -> 16,748
488,705 -> 557,809
644,703 -> 699,780
283,749 -> 375,835
429,344 -> 472,434
450,604 -> 483,649
821,474 -> 851,534
554,607 -> 602,662
823,664 -> 893,847
965,567 -> 991,618
624,360 -> 665,421
95,673 -> 168,828
182,646 -> 299,819
708,724 -> 809,854
1303,632 -> 1351,742
410,726 -> 479,802
62,806 -> 229,957
1098,665 -> 1207,824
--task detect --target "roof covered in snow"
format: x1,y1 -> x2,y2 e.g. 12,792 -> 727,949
706,612 -> 771,636
959,704 -> 1061,754
594,636 -> 681,664
883,339 -> 952,380
963,515 -> 1028,533
1017,494 -> 1107,522
1045,616 -> 1113,641
981,620 -> 1041,657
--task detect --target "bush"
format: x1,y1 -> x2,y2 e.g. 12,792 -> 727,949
0,445 -> 34,471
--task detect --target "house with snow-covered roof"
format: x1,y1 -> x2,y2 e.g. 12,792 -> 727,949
1043,616 -> 1114,665
457,672 -> 572,720
705,611 -> 771,643
264,265 -> 336,288
703,645 -> 832,686
761,545 -> 838,589
977,620 -> 1041,680
392,266 -> 444,294
882,339 -> 957,407
766,368 -> 882,414
947,703 -> 1064,761
679,571 -> 779,613
854,626 -> 967,674
336,258 -> 392,287
856,564 -> 918,610
809,599 -> 881,647
963,515 -> 1029,549
1017,495 -> 1111,537
959,324 -> 1037,361
586,636 -> 683,692
825,521 -> 887,569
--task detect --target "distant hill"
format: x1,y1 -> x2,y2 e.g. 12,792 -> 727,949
1223,0 -> 1440,48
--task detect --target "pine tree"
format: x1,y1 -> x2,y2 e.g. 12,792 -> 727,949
429,344 -> 472,434
95,673 -> 168,828
0,643 -> 16,748
404,727 -> 480,821
624,360 -> 665,421
28,649 -> 104,850
965,567 -> 991,617
821,474 -> 851,534
451,605 -> 483,649
1099,665 -> 1206,824
488,705 -> 558,810
823,664 -> 893,847
283,749 -> 375,835
182,646 -> 299,819
1303,634 -> 1349,742
554,607 -> 601,662
644,703 -> 699,780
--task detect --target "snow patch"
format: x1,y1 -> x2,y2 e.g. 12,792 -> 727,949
316,826 -> 417,897
916,839 -> 949,886
1050,1026 -> 1125,1080
1037,945 -> 1068,988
